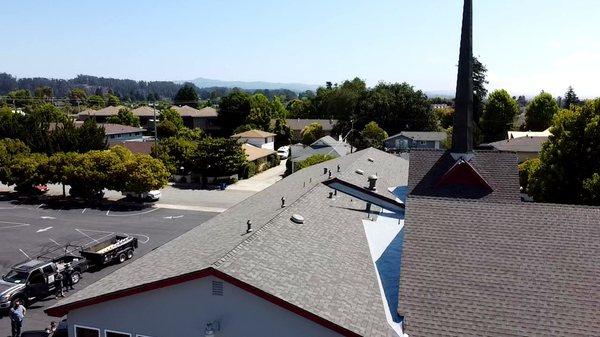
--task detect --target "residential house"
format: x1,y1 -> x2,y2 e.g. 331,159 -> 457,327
131,106 -> 159,129
47,148 -> 410,337
431,103 -> 450,110
241,143 -> 277,172
483,136 -> 548,162
76,106 -> 123,123
102,124 -> 145,144
171,105 -> 220,132
276,119 -> 338,142
384,131 -> 447,152
231,129 -> 276,150
288,136 -> 352,173
110,141 -> 154,155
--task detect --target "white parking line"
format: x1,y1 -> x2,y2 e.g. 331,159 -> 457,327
82,208 -> 87,214
40,216 -> 56,220
124,233 -> 150,244
79,228 -> 151,244
49,238 -> 61,246
106,208 -> 159,217
37,203 -> 45,209
0,206 -> 18,210
76,228 -> 101,244
75,228 -> 116,246
0,221 -> 31,230
37,226 -> 53,233
19,249 -> 31,259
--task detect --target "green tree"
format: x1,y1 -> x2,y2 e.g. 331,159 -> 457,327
194,137 -> 247,178
34,86 -> 53,100
0,139 -> 30,184
122,152 -> 169,192
301,122 -> 324,145
518,158 -> 540,193
44,152 -> 79,196
563,86 -> 580,108
435,106 -> 454,129
7,89 -> 31,107
247,93 -> 273,130
8,153 -> 49,189
473,56 -> 489,127
480,89 -> 520,142
296,154 -> 336,170
77,119 -> 107,152
287,98 -> 311,118
160,107 -> 184,130
157,120 -> 179,138
68,88 -> 87,106
358,121 -> 388,150
107,108 -> 140,127
218,91 -> 252,133
174,84 -> 199,108
528,99 -> 600,205
271,118 -> 291,149
151,137 -> 197,174
87,95 -> 106,108
525,92 -> 559,130
105,94 -> 121,107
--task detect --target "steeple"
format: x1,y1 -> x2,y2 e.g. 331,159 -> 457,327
451,0 -> 474,154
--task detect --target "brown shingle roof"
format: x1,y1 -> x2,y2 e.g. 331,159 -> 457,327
241,144 -> 275,161
485,136 -> 548,153
171,105 -> 218,117
77,106 -> 124,117
408,150 -> 521,202
110,141 -> 154,154
231,129 -> 277,138
101,123 -> 145,135
132,106 -> 159,117
398,197 -> 600,337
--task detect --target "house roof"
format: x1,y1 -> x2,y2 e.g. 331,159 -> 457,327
385,131 -> 447,142
290,136 -> 351,163
408,149 -> 520,202
101,123 -> 146,135
485,136 -> 548,153
77,106 -> 123,117
47,148 -> 409,337
171,105 -> 218,118
508,128 -> 551,139
110,141 -> 154,154
131,106 -> 159,117
231,129 -> 277,138
398,197 -> 600,337
241,144 -> 275,161
283,118 -> 338,131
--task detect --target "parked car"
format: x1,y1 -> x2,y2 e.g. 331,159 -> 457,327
123,190 -> 161,202
277,146 -> 290,159
14,184 -> 49,195
69,186 -> 104,200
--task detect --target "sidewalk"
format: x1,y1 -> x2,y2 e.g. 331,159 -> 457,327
226,160 -> 286,192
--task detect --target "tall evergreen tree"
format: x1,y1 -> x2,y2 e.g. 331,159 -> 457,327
563,86 -> 580,108
173,84 -> 199,108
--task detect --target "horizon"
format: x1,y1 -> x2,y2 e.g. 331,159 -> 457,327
1,0 -> 599,98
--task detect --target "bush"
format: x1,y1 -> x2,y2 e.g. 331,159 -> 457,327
244,162 -> 257,178
296,154 -> 336,170
518,158 -> 540,194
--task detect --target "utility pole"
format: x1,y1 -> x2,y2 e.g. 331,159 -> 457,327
153,101 -> 158,146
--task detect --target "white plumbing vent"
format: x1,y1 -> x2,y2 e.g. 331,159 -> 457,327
355,169 -> 364,175
290,214 -> 305,224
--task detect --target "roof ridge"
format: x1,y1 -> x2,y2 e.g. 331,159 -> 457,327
212,183 -> 323,268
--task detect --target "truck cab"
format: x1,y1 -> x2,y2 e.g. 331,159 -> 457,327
0,259 -> 59,308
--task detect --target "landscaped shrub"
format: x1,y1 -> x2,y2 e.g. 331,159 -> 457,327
296,154 -> 336,170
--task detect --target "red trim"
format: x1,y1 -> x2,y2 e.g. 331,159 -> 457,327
45,267 -> 361,337
435,159 -> 493,192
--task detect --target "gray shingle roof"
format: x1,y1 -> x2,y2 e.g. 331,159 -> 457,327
398,197 -> 600,337
385,131 -> 447,142
49,148 -> 409,337
485,136 -> 548,153
290,136 -> 352,163
283,118 -> 338,131
408,150 -> 520,202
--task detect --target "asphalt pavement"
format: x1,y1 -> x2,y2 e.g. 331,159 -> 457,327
0,198 -> 217,335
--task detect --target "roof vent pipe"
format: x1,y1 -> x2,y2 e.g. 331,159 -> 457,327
281,197 -> 286,208
328,170 -> 332,179
323,167 -> 328,174
246,220 -> 253,233
291,214 -> 304,224
337,164 -> 341,172
368,174 -> 378,190
355,169 -> 364,175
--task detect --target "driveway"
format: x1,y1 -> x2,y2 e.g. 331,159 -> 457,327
226,160 -> 286,192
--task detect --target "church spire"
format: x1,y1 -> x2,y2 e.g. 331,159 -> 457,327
451,0 -> 474,154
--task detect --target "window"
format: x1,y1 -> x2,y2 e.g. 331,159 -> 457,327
28,269 -> 44,284
42,265 -> 54,274
420,141 -> 427,145
105,330 -> 131,337
75,326 -> 100,337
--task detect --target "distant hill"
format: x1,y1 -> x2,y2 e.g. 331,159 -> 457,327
187,77 -> 319,93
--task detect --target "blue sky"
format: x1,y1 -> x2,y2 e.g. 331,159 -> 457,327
2,0 -> 599,97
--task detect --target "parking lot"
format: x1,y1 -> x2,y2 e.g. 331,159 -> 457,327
0,198 -> 218,334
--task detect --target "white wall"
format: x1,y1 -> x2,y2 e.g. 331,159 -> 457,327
239,137 -> 274,150
67,275 -> 343,337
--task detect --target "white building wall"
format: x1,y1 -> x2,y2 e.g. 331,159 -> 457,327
239,137 -> 275,150
67,275 -> 343,337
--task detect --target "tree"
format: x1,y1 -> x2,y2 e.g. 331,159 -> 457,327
435,106 -> 454,129
34,86 -> 53,100
44,152 -> 79,196
296,154 -> 336,170
287,99 -> 311,118
87,95 -> 105,108
218,91 -> 251,133
473,56 -> 489,127
525,92 -> 559,131
480,89 -> 520,142
194,137 -> 247,177
68,88 -> 87,106
76,119 -> 107,152
160,107 -> 184,130
174,84 -> 199,108
358,121 -> 388,150
157,120 -> 178,138
7,89 -> 31,108
247,93 -> 273,130
563,86 -> 580,108
105,94 -> 121,107
107,108 -> 140,127
122,152 -> 169,193
151,136 -> 198,174
528,99 -> 600,205
0,139 -> 30,184
271,118 -> 291,149
301,122 -> 324,145
8,153 -> 49,189
518,158 -> 540,193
